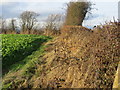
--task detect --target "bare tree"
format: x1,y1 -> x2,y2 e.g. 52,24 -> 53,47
8,19 -> 17,31
0,17 -> 2,33
0,17 -> 6,33
20,11 -> 39,34
44,14 -> 64,36
45,14 -> 64,30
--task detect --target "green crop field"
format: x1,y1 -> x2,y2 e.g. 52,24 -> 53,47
2,34 -> 51,75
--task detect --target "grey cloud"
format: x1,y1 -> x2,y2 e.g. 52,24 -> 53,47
1,2 -> 27,18
1,2 -> 65,19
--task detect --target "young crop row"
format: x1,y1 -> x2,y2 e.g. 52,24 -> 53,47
2,34 -> 51,72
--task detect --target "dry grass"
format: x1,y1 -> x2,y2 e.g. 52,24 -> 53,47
2,22 -> 120,89
43,29 -> 61,37
33,22 -> 119,88
113,61 -> 120,89
20,30 -> 44,35
1,30 -> 17,34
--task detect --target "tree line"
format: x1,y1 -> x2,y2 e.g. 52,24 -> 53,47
0,0 -> 92,35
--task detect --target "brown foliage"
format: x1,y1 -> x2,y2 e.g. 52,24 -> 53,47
65,1 -> 92,26
33,22 -> 119,88
3,22 -> 120,88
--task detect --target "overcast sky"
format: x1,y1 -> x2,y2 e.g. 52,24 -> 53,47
0,0 -> 119,28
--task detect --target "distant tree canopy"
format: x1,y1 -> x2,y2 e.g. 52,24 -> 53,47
65,0 -> 92,26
